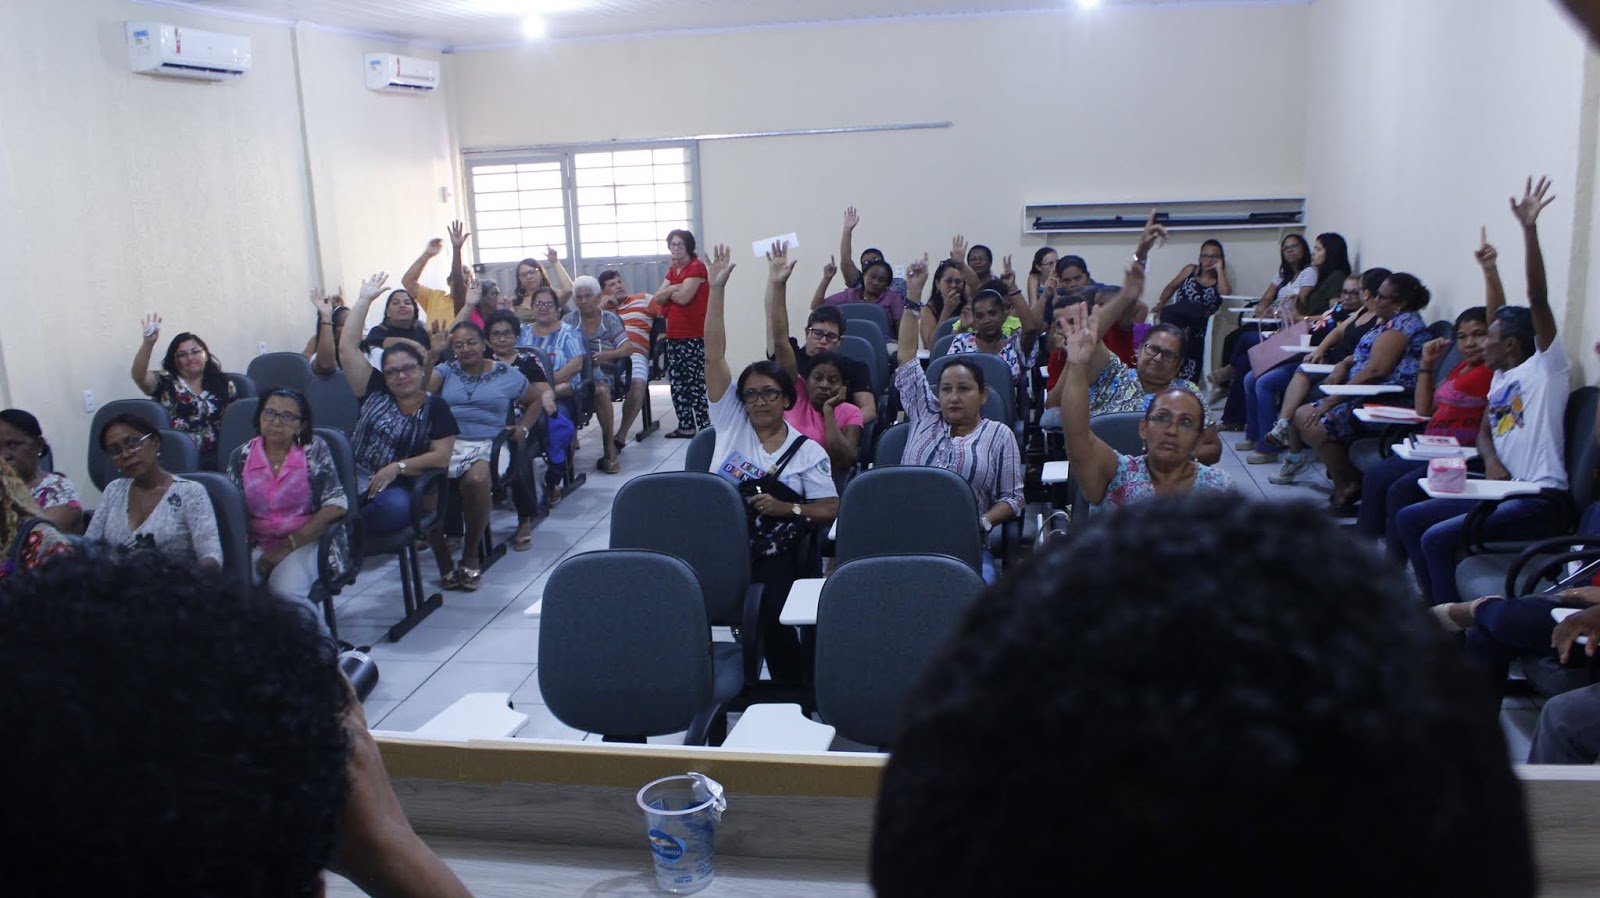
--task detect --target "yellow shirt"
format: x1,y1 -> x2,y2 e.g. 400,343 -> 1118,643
412,285 -> 456,325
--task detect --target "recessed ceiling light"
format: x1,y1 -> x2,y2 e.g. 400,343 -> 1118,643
522,13 -> 548,39
1077,0 -> 1103,9
473,0 -> 587,14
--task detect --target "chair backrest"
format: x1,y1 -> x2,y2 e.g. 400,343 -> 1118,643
610,472 -> 752,624
836,335 -> 886,396
843,318 -> 889,377
1432,341 -> 1463,381
815,554 -> 985,748
1565,386 -> 1600,509
929,333 -> 957,362
226,373 -> 258,399
1427,319 -> 1453,340
87,399 -> 171,490
216,398 -> 260,471
306,372 -> 361,435
836,466 -> 982,573
312,427 -> 362,570
874,422 -> 910,466
926,354 -> 1017,423
183,471 -> 252,592
159,430 -> 201,474
1091,411 -> 1147,456
838,303 -> 891,339
684,426 -> 717,473
246,352 -> 313,393
538,550 -> 713,738
934,316 -> 959,342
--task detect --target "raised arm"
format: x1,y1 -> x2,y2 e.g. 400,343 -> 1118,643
1060,307 -> 1121,504
1475,226 -> 1505,318
310,291 -> 338,375
1415,337 -> 1449,417
401,238 -> 441,297
1094,212 -> 1164,339
1510,176 -> 1558,350
839,207 -> 862,286
1153,265 -> 1194,319
131,314 -> 163,395
767,242 -> 801,378
545,247 -> 575,305
447,221 -> 470,313
810,256 -> 837,311
704,244 -> 736,403
950,234 -> 983,296
1003,255 -> 1045,356
898,254 -> 929,359
340,273 -> 388,396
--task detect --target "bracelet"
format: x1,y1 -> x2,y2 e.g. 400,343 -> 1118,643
319,320 -> 333,327
288,534 -> 298,550
903,298 -> 924,311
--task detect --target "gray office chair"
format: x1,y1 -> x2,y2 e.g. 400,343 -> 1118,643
933,316 -> 960,343
157,430 -> 202,474
838,303 -> 891,340
87,399 -> 170,490
310,428 -> 363,640
838,334 -> 887,397
246,352 -> 313,393
184,471 -> 253,593
927,354 -> 1017,423
684,426 -> 717,473
874,422 -> 910,466
539,549 -> 741,745
929,333 -> 957,362
215,398 -> 259,470
1065,412 -> 1151,521
226,373 -> 258,400
815,554 -> 985,748
307,372 -> 361,435
835,466 -> 981,574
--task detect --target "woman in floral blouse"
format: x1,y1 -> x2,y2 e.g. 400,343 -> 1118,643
0,458 -> 72,581
130,314 -> 237,469
0,408 -> 82,534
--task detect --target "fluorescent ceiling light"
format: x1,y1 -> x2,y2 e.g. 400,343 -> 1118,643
473,0 -> 588,14
1077,0 -> 1103,9
521,13 -> 548,38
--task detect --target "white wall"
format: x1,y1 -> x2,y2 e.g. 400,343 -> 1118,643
0,0 -> 457,495
1307,0 -> 1595,374
452,4 -> 1312,366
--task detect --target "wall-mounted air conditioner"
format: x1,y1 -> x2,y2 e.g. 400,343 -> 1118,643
127,22 -> 251,81
365,54 -> 440,94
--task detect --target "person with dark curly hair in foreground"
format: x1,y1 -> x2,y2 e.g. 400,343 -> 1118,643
0,549 -> 471,898
871,494 -> 1532,897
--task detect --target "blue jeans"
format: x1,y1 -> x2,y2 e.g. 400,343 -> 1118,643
1390,497 -> 1551,604
1356,455 -> 1428,538
1221,330 -> 1266,425
361,484 -> 413,535
1244,363 -> 1296,447
1465,595 -> 1565,682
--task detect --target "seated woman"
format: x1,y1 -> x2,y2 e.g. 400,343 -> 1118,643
224,389 -> 348,624
945,283 -> 1043,386
767,244 -> 863,475
702,244 -> 839,686
1279,272 -> 1433,508
1058,305 -> 1233,509
1209,234 -> 1313,403
562,275 -> 630,474
520,285 -> 589,498
302,290 -> 349,375
0,409 -> 83,533
1152,239 -> 1231,383
130,316 -> 237,470
1027,246 -> 1059,316
359,288 -> 430,365
1220,232 -> 1350,427
85,413 -> 222,570
897,255 -> 1023,583
424,321 -> 543,590
337,273 -> 458,562
812,257 -> 906,329
483,309 -> 557,546
0,458 -> 72,580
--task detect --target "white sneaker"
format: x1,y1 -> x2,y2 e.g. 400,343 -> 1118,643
1269,453 -> 1310,485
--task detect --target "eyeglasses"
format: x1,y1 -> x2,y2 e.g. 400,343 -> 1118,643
260,408 -> 302,425
489,330 -> 519,341
1199,253 -> 1222,260
383,363 -> 422,380
106,432 -> 156,458
806,328 -> 842,344
1140,344 -> 1179,363
741,387 -> 784,405
1341,289 -> 1361,297
532,301 -> 558,309
1147,410 -> 1201,433
174,348 -> 206,360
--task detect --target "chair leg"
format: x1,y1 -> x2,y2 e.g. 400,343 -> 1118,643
476,523 -> 509,573
386,545 -> 443,643
685,705 -> 727,747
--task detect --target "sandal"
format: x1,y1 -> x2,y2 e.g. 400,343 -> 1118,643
545,482 -> 564,508
613,437 -> 626,454
440,568 -> 464,590
598,456 -> 621,474
512,523 -> 533,552
665,428 -> 697,439
458,567 -> 482,591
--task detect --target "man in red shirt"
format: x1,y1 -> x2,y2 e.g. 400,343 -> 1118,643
600,270 -> 660,447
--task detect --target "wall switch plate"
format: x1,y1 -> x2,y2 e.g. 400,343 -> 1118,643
82,390 -> 95,414
258,341 -> 268,356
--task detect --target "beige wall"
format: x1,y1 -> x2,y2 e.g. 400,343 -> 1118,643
452,4 -> 1312,366
0,0 -> 457,495
1307,0 -> 1596,375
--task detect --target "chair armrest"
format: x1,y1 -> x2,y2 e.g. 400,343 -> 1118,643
1515,547 -> 1600,596
741,583 -> 765,684
1463,488 -> 1576,557
317,513 -> 363,587
408,471 -> 446,536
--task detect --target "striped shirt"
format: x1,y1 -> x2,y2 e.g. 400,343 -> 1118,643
616,294 -> 658,354
894,361 -> 1024,518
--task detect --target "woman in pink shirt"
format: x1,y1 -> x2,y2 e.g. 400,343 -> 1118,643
766,243 -> 863,474
225,389 -> 349,629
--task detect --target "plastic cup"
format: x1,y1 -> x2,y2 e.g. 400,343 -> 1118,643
636,772 -> 726,894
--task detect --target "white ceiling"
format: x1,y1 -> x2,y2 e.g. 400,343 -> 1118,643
138,0 -> 1288,51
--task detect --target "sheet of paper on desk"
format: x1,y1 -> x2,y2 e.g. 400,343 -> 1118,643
753,233 -> 799,258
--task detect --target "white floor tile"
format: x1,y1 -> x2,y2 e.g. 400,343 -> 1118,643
454,625 -> 540,664
514,701 -> 587,742
379,661 -> 537,732
365,658 -> 445,704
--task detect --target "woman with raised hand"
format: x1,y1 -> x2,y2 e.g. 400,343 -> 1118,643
303,289 -> 350,375
703,244 -> 839,686
85,413 -> 222,570
130,315 -> 238,469
358,287 -> 431,365
896,252 -> 1023,583
338,273 -> 459,564
768,242 -> 863,474
1059,303 -> 1233,511
0,409 -> 83,534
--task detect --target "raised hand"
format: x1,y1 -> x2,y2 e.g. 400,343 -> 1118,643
546,245 -> 561,266
1000,254 -> 1016,290
1421,337 -> 1451,367
464,280 -> 483,308
906,253 -> 930,293
140,313 -> 162,344
428,320 -> 449,353
309,289 -> 334,319
1063,304 -> 1101,365
707,244 -> 736,287
1510,176 -> 1555,229
766,241 -> 798,284
1474,225 -> 1498,268
951,234 -> 969,263
359,272 -> 389,302
1042,275 -> 1060,296
822,255 -> 838,282
1136,209 -> 1168,257
1122,259 -> 1147,297
448,220 -> 470,248
424,237 -> 444,258
843,206 -> 860,232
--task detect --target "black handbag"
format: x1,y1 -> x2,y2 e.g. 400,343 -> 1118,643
737,435 -> 814,560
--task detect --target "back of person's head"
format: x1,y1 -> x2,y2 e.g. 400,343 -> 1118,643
806,305 -> 845,332
872,494 -> 1532,898
0,549 -> 350,897
1315,231 -> 1351,282
1494,306 -> 1537,359
1361,266 -> 1392,297
1387,271 -> 1431,311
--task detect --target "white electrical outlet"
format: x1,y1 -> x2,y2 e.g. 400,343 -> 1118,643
82,390 -> 95,414
257,341 -> 268,356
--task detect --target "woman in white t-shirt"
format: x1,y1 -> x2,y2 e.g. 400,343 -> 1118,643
702,242 -> 839,686
1212,233 -> 1315,424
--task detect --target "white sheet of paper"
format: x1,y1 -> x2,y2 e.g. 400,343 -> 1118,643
753,233 -> 800,258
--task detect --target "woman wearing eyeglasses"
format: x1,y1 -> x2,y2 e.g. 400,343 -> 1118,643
659,229 -> 712,439
1059,306 -> 1233,511
224,389 -> 348,619
85,414 -> 222,570
704,244 -> 838,686
339,273 -> 459,551
130,315 -> 238,470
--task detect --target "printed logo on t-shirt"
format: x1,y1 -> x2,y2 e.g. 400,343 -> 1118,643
718,451 -> 767,484
1487,380 -> 1526,438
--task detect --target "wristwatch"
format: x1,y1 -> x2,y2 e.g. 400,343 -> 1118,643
792,503 -> 803,518
397,461 -> 408,473
980,517 -> 994,533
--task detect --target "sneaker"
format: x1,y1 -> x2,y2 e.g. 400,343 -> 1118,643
1264,417 -> 1291,448
1245,450 -> 1279,465
1269,452 -> 1310,485
1233,439 -> 1256,452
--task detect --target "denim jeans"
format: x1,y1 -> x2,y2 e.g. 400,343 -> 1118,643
1356,454 -> 1428,538
1244,363 -> 1296,446
1390,497 -> 1551,604
1221,330 -> 1267,425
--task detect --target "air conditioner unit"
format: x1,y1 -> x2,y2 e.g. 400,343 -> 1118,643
365,54 -> 440,94
127,22 -> 251,82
